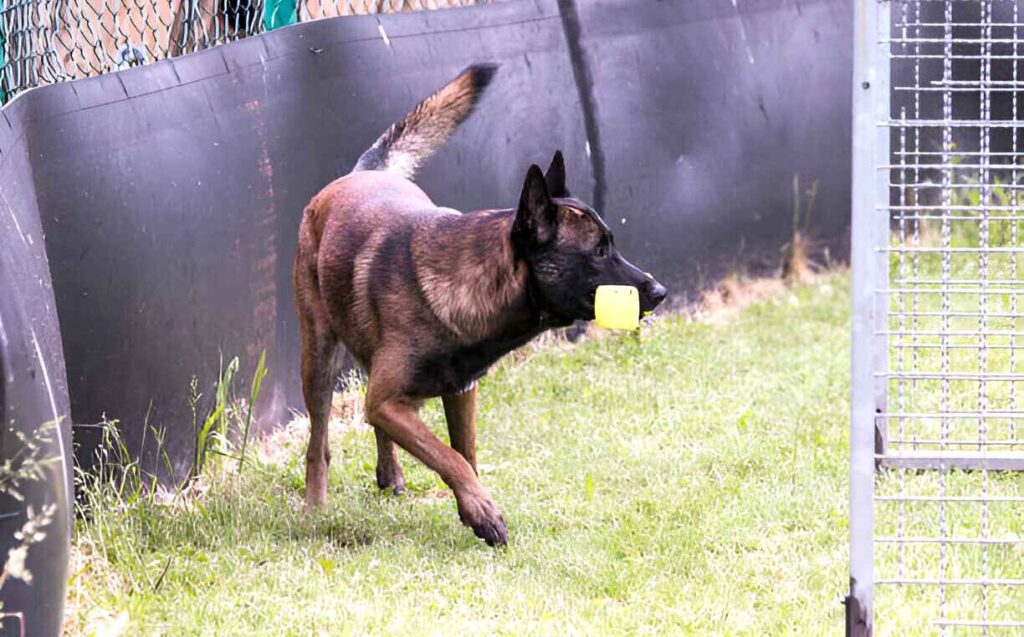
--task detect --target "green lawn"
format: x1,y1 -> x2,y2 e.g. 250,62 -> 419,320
69,274 -> 852,635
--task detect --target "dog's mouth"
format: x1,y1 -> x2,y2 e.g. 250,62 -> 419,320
585,290 -> 598,318
587,286 -> 655,322
639,299 -> 662,315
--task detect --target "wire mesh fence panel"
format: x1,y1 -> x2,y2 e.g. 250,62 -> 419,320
0,0 -> 485,100
853,0 -> 1024,634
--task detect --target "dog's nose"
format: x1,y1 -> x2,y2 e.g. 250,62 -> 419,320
649,281 -> 667,307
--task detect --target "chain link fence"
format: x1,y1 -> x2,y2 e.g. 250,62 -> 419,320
0,0 -> 483,102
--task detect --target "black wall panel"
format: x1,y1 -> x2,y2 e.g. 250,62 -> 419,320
1,0 -> 853,480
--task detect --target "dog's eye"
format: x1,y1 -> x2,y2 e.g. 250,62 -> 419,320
595,239 -> 610,258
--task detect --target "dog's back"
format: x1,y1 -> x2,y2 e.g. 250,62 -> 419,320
297,172 -> 434,366
294,64 -> 498,369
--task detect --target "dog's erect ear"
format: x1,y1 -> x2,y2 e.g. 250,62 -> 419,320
544,150 -> 570,197
513,164 -> 556,244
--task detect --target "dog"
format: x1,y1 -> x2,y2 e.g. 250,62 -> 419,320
293,64 -> 667,546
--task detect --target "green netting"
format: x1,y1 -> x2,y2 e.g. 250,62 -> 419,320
264,0 -> 296,30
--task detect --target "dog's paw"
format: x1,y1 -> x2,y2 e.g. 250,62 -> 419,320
376,468 -> 407,496
376,475 -> 407,496
473,515 -> 508,547
456,490 -> 508,547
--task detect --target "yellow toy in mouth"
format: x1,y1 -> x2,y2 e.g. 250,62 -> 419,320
594,285 -> 640,330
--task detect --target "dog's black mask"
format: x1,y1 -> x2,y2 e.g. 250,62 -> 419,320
511,151 -> 668,327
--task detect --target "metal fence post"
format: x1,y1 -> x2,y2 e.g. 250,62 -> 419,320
849,0 -> 890,634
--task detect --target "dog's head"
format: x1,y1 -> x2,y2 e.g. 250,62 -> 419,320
512,151 -> 667,326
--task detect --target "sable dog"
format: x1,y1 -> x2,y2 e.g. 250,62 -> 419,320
294,64 -> 667,546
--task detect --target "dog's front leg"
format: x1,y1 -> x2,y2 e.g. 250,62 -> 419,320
442,384 -> 477,474
366,380 -> 507,546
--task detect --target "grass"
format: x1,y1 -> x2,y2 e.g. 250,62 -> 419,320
877,181 -> 1024,632
69,272 -> 852,635
873,469 -> 1024,633
886,212 -> 1024,448
60,166 -> 1024,635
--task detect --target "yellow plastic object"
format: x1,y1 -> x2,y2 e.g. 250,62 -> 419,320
595,285 -> 640,330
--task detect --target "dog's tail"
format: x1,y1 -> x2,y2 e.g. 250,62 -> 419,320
353,63 -> 498,180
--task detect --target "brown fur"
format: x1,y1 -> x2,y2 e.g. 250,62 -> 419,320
354,64 -> 498,179
295,170 -> 535,544
293,66 -> 666,547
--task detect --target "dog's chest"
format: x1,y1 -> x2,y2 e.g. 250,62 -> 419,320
410,330 -> 541,397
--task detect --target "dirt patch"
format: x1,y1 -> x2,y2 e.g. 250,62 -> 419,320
65,542 -> 131,636
693,275 -> 788,325
258,378 -> 371,467
691,267 -> 842,325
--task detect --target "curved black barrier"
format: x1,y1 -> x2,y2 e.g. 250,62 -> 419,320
26,0 -> 588,475
0,102 -> 73,637
576,0 -> 853,292
0,0 -> 852,480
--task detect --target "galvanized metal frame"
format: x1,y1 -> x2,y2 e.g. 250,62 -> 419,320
849,0 -> 890,634
852,0 -> 1024,633
876,0 -> 1024,472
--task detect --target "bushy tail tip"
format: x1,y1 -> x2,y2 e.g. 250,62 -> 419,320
353,63 -> 500,179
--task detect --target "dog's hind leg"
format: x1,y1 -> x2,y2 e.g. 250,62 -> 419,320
295,242 -> 338,510
442,384 -> 477,474
374,428 -> 406,495
299,318 -> 338,510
